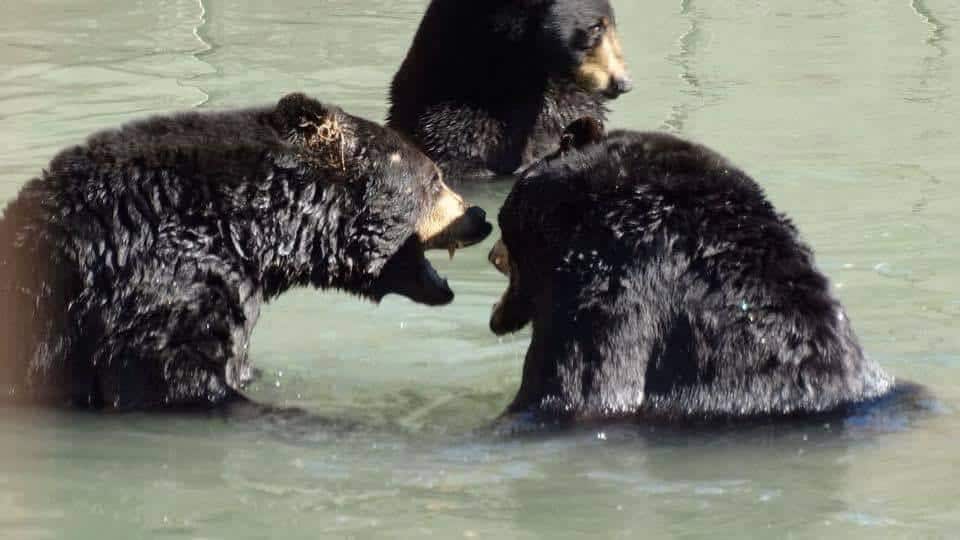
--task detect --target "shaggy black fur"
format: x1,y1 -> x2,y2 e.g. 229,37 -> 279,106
0,92 -> 491,410
388,0 -> 630,179
489,122 -> 896,424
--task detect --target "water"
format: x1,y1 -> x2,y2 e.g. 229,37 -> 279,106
1,1 -> 959,538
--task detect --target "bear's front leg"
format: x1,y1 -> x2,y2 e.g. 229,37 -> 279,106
89,330 -> 250,411
80,281 -> 256,410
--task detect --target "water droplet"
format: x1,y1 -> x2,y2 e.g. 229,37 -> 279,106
597,432 -> 607,441
740,300 -> 749,311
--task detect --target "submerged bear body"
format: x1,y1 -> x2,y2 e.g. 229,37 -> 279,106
388,0 -> 632,179
0,93 -> 491,410
490,122 -> 895,423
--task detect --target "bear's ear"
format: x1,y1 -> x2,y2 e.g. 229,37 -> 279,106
273,93 -> 349,170
559,117 -> 605,154
274,93 -> 331,130
273,93 -> 342,147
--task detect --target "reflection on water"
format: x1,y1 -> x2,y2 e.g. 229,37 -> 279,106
662,0 -> 707,133
1,0 -> 959,538
909,0 -> 949,105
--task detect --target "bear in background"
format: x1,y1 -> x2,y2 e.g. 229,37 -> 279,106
0,92 -> 492,410
388,0 -> 632,179
488,118 -> 895,424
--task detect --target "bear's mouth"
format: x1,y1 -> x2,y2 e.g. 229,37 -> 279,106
371,237 -> 456,306
488,238 -> 532,335
489,239 -> 513,333
372,209 -> 493,306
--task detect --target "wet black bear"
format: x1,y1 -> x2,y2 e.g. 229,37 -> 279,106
388,0 -> 632,179
0,92 -> 492,410
488,119 -> 895,424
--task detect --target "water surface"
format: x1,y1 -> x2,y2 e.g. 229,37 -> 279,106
1,1 -> 959,538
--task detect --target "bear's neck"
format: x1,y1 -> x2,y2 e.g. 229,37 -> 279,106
232,173 -> 371,301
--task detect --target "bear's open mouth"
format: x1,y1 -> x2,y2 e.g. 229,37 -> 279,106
372,212 -> 492,306
488,238 -> 532,335
372,237 -> 455,306
490,271 -> 526,335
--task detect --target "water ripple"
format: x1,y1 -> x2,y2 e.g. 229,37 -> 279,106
908,0 -> 950,104
180,0 -> 215,108
662,0 -> 703,133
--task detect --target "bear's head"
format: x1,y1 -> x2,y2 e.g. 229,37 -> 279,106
490,118 -> 739,333
478,0 -> 631,99
269,93 -> 492,306
532,0 -> 633,98
397,0 -> 632,101
489,117 -> 654,333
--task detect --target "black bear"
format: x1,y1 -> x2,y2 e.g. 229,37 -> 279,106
488,118 -> 895,424
388,0 -> 632,179
0,92 -> 492,410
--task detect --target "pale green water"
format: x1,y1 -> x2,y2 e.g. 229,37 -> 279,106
1,1 -> 960,538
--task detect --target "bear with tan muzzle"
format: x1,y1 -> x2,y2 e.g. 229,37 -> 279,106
388,0 -> 633,178
0,92 -> 492,410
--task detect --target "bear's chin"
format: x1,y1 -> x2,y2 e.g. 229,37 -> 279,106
370,237 -> 455,306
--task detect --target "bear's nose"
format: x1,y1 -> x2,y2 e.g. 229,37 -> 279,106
465,206 -> 486,223
461,206 -> 493,245
608,76 -> 633,98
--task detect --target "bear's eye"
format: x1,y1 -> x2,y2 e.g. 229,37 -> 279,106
577,24 -> 605,50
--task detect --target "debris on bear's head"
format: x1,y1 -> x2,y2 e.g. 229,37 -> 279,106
272,92 -> 352,173
299,113 -> 347,171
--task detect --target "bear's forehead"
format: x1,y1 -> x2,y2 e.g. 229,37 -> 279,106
344,116 -> 433,168
547,0 -> 614,24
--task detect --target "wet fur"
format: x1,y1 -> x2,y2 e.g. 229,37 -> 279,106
494,129 -> 897,423
0,93 -> 457,410
387,0 -> 622,178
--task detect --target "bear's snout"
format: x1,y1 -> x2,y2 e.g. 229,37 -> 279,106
426,205 -> 492,255
607,75 -> 633,97
418,182 -> 492,255
575,25 -> 630,100
461,206 -> 493,245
